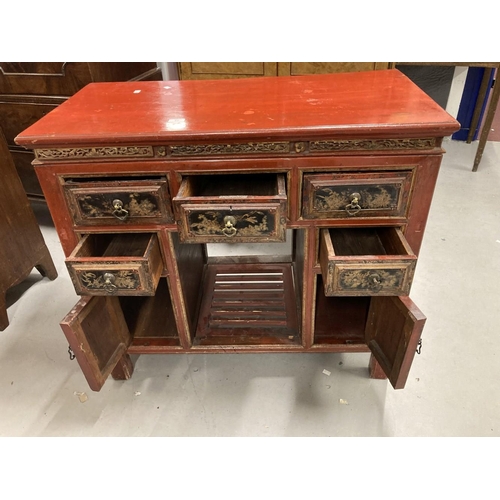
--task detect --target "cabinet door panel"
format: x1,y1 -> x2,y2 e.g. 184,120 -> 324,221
279,62 -> 391,76
365,296 -> 425,389
178,62 -> 278,80
60,296 -> 132,391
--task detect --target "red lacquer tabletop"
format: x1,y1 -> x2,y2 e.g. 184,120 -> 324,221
15,69 -> 459,147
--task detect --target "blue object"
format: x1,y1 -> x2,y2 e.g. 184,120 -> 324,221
453,67 -> 495,141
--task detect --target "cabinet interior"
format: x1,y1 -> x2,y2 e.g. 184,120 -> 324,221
179,173 -> 280,197
314,275 -> 369,347
328,227 -> 409,257
121,278 -> 181,349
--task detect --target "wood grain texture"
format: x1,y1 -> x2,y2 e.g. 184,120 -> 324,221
2,62 -> 161,197
0,128 -> 57,330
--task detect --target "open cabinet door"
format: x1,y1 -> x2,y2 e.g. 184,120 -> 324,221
365,296 -> 426,389
60,296 -> 132,391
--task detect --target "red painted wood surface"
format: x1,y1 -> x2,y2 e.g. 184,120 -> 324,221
15,70 -> 458,147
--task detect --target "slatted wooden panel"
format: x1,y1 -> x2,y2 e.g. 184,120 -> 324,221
195,263 -> 299,345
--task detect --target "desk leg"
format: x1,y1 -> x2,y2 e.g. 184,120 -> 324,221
111,353 -> 134,381
369,354 -> 387,380
473,69 -> 500,172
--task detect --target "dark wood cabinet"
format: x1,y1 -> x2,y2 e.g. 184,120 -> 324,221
1,62 -> 162,198
15,70 -> 459,391
0,127 -> 57,330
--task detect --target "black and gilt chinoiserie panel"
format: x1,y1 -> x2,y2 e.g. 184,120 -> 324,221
62,178 -> 173,226
177,205 -> 286,243
302,171 -> 414,220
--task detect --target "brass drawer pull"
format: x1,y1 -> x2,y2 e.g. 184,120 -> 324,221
103,272 -> 117,293
112,199 -> 129,220
222,215 -> 237,237
345,192 -> 361,216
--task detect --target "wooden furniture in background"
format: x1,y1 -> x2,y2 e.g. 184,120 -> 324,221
16,70 -> 459,391
177,62 -> 392,80
0,127 -> 57,330
0,62 -> 162,198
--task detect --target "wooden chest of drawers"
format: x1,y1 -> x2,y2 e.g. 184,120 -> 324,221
15,70 -> 459,391
1,62 -> 162,198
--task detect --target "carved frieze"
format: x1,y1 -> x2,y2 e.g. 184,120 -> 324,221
35,146 -> 154,159
169,142 -> 289,156
34,138 -> 436,160
310,138 -> 436,152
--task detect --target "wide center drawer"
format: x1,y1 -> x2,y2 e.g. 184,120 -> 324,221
63,177 -> 173,226
319,227 -> 417,296
173,173 -> 287,243
66,233 -> 163,296
302,170 -> 413,220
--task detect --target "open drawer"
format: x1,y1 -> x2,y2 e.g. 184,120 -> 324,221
173,173 -> 287,243
319,227 -> 417,296
66,233 -> 163,296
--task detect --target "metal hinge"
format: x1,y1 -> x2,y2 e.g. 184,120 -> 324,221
68,346 -> 76,360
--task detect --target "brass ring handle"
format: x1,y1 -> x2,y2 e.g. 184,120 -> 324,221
345,192 -> 362,216
112,199 -> 129,221
368,273 -> 383,292
103,272 -> 117,293
222,215 -> 237,237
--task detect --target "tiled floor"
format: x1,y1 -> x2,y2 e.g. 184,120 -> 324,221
1,138 -> 499,437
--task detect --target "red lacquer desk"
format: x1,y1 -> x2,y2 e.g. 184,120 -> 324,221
16,70 -> 459,391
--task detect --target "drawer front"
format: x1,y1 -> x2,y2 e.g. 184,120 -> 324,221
319,228 -> 417,296
322,262 -> 416,296
302,171 -> 413,220
177,203 -> 286,243
173,173 -> 287,243
66,233 -> 163,296
63,179 -> 173,226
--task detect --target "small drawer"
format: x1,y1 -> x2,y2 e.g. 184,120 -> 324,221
302,171 -> 413,220
66,233 -> 163,296
173,173 -> 287,243
319,227 -> 417,296
63,178 -> 173,226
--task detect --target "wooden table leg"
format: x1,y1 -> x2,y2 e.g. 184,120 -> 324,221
369,354 -> 387,380
111,353 -> 134,381
473,68 -> 500,172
